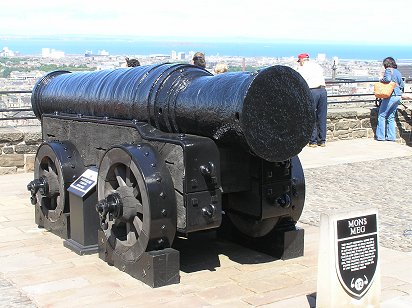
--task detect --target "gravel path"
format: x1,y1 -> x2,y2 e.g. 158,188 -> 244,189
301,155 -> 412,252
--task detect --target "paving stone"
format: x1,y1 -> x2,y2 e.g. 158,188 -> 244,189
22,277 -> 90,295
0,252 -> 53,272
259,294 -> 316,308
196,283 -> 254,304
381,296 -> 412,308
243,280 -> 316,306
238,274 -> 301,293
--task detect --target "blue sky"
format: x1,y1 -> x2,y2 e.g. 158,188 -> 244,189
1,0 -> 411,45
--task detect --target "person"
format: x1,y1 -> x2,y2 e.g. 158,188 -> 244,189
192,52 -> 206,68
296,53 -> 327,147
375,57 -> 404,141
125,57 -> 140,67
214,62 -> 228,74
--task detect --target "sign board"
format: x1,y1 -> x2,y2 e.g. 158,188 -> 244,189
68,167 -> 98,197
336,214 -> 378,298
316,208 -> 380,308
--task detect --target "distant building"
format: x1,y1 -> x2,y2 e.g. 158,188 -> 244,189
177,52 -> 185,60
9,71 -> 43,81
84,50 -> 93,57
42,48 -> 65,59
98,50 -> 109,56
0,47 -> 15,57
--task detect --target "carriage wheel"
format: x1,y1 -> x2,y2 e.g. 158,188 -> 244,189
32,142 -> 84,222
97,144 -> 176,262
227,156 -> 305,238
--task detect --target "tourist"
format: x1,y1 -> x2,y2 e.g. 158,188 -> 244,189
192,52 -> 206,68
125,57 -> 140,67
214,63 -> 228,74
296,53 -> 327,147
376,57 -> 404,141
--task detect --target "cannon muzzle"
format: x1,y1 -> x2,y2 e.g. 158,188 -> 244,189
32,63 -> 314,162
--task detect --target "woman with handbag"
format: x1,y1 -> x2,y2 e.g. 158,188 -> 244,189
376,57 -> 404,141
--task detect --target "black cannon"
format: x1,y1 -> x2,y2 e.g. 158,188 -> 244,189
27,63 -> 315,287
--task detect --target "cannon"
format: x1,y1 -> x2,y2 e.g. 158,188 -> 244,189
27,63 -> 315,287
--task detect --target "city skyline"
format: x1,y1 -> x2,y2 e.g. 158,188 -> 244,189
1,0 -> 411,45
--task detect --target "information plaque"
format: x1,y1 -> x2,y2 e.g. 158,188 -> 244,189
316,208 -> 380,308
336,214 -> 378,298
69,168 -> 98,196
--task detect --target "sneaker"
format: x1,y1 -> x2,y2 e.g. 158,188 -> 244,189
319,143 -> 326,147
308,143 -> 317,148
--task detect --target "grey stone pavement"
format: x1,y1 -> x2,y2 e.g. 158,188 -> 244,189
1,138 -> 412,307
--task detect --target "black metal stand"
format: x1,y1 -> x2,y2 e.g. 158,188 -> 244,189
219,216 -> 304,260
35,205 -> 70,239
63,169 -> 100,255
98,230 -> 180,288
63,239 -> 98,255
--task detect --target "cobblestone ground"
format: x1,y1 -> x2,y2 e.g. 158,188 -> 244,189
301,155 -> 412,252
0,276 -> 36,307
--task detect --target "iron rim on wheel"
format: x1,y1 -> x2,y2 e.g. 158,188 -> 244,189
33,142 -> 84,222
97,144 -> 177,261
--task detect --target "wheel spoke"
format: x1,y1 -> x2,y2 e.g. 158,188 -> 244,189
133,216 -> 143,236
126,222 -> 137,244
133,186 -> 140,198
135,200 -> 143,214
114,166 -> 127,187
125,166 -> 132,187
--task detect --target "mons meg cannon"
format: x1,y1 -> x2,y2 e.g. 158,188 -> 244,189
27,63 -> 315,287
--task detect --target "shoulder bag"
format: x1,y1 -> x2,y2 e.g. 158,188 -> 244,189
374,70 -> 396,99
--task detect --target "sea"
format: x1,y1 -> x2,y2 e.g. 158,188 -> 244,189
1,37 -> 411,61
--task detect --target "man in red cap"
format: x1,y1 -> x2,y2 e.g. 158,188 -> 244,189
296,53 -> 327,147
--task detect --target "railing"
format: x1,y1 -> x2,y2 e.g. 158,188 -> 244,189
326,77 -> 412,105
1,79 -> 412,123
0,90 -> 35,123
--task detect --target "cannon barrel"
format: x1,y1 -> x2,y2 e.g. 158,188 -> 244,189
32,63 -> 314,162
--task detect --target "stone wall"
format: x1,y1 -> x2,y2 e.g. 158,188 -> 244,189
1,106 -> 412,173
0,125 -> 42,174
326,106 -> 412,145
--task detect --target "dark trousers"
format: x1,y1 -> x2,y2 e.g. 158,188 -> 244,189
310,87 -> 328,144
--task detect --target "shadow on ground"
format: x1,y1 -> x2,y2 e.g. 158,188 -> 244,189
173,230 -> 278,273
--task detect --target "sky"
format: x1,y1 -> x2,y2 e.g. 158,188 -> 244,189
1,0 -> 411,45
